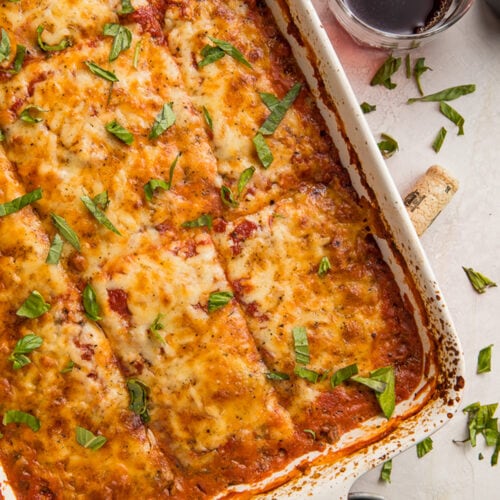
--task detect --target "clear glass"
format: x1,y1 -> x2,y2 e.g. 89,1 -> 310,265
328,0 -> 474,50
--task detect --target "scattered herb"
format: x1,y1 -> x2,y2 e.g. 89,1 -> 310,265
84,61 -> 119,82
371,366 -> 396,419
220,185 -> 238,208
360,102 -> 376,113
207,291 -> 233,312
8,44 -> 26,74
0,28 -> 11,63
36,26 -> 71,52
127,378 -> 150,423
463,267 -> 497,294
181,213 -> 213,229
144,153 -> 180,200
75,426 -> 107,450
118,0 -> 135,14
81,193 -> 121,235
294,365 -> 320,383
416,436 -> 433,458
377,133 -> 399,158
380,459 -> 392,483
3,410 -> 40,432
0,187 -> 42,217
266,371 -> 290,381
477,345 -> 493,374
304,429 -> 316,440
132,39 -> 141,68
149,313 -> 166,343
253,133 -> 273,168
105,119 -> 133,145
439,101 -> 465,135
92,191 -> 109,210
260,92 -> 280,110
330,363 -> 359,388
370,55 -> 401,89
8,334 -> 43,370
45,233 -> 64,264
198,45 -> 225,67
292,326 -> 310,365
318,256 -> 331,277
19,105 -> 47,123
149,102 -> 176,139
258,83 -> 302,135
202,106 -> 213,130
83,284 -> 101,321
60,360 -> 75,373
203,36 -> 252,68
432,127 -> 447,153
413,57 -> 432,95
16,290 -> 51,319
103,23 -> 132,62
350,375 -> 387,393
51,213 -> 80,251
407,84 -> 476,104
237,166 -> 255,197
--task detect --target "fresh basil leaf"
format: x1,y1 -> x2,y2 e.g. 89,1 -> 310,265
304,429 -> 316,440
75,426 -> 107,450
105,119 -> 133,145
432,127 -> 447,153
258,83 -> 302,135
144,179 -> 169,201
350,375 -> 387,393
81,193 -> 121,235
416,436 -> 433,458
330,363 -> 359,388
405,53 -> 411,79
207,291 -> 233,313
118,0 -> 135,14
36,26 -> 71,52
202,106 -> 213,130
253,133 -> 273,168
103,23 -> 132,62
8,333 -> 43,370
0,187 -> 42,217
198,45 -> 225,67
19,105 -> 47,123
371,366 -> 396,419
84,61 -> 119,82
220,185 -> 238,208
208,36 -> 252,68
3,410 -> 40,432
478,345 -> 493,374
266,371 -> 290,381
380,459 -> 392,483
149,102 -> 176,139
439,101 -> 465,135
260,92 -> 281,111
50,213 -> 80,251
413,57 -> 431,96
408,84 -> 476,104
83,283 -> 101,321
463,267 -> 497,294
377,133 -> 399,158
292,326 -> 310,365
60,359 -> 75,373
127,378 -> 150,423
45,233 -> 64,264
0,28 -> 11,63
92,191 -> 109,210
294,365 -> 319,383
370,55 -> 401,89
133,39 -> 141,68
149,313 -> 166,343
8,44 -> 26,74
181,213 -> 213,229
360,102 -> 376,114
318,256 -> 331,277
16,290 -> 51,319
462,402 -> 498,447
492,435 -> 500,466
237,167 -> 255,197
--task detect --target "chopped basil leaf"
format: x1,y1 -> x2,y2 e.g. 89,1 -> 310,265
16,290 -> 51,319
360,102 -> 376,114
253,133 -> 273,168
46,233 -> 64,264
149,102 -> 176,139
36,26 -> 71,52
463,267 -> 497,294
149,313 -> 166,343
92,191 -> 109,210
405,53 -> 411,78
350,375 -> 387,393
260,92 -> 281,110
330,363 -> 359,388
294,365 -> 319,383
439,101 -> 465,135
51,213 -> 80,251
105,119 -> 133,145
380,459 -> 392,483
83,283 -> 101,321
220,185 -> 238,208
208,36 -> 252,68
8,333 -> 43,370
237,167 -> 255,197
75,426 -> 107,450
0,187 -> 42,217
371,366 -> 396,419
318,256 -> 331,277
304,429 -> 316,439
127,378 -> 150,423
207,291 -> 233,313
19,105 -> 47,123
370,55 -> 401,89
477,345 -> 493,374
8,44 -> 26,74
144,179 -> 169,201
3,410 -> 40,432
81,193 -> 121,235
292,326 -> 310,365
432,127 -> 447,153
407,84 -> 476,104
198,45 -> 225,67
181,213 -> 213,229
377,133 -> 399,158
103,23 -> 132,62
413,57 -> 431,96
258,83 -> 302,135
84,61 -> 119,82
133,39 -> 141,68
416,436 -> 433,458
202,106 -> 213,130
462,402 -> 498,448
118,0 -> 135,14
60,360 -> 75,373
492,435 -> 500,466
0,28 -> 11,63
266,371 -> 290,381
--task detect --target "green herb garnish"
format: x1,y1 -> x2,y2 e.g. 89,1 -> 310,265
127,378 -> 150,423
380,459 -> 392,483
149,102 -> 176,139
0,28 -> 11,63
408,84 -> 476,104
199,37 -> 252,68
463,267 -> 497,294
16,290 -> 51,319
202,106 -> 213,130
149,313 -> 166,343
8,334 -> 43,370
350,375 -> 387,393
117,0 -> 135,14
330,363 -> 359,388
19,105 -> 47,123
304,429 -> 316,439
413,57 -> 431,96
237,167 -> 255,197
50,213 -> 80,251
439,101 -> 465,135
292,326 -> 310,365
478,345 -> 493,374
3,410 -> 40,432
60,360 -> 75,373
377,133 -> 399,158
36,26 -> 71,52
253,132 -> 273,168
370,366 -> 396,419
75,426 -> 107,450
45,233 -> 64,264
360,102 -> 376,114
8,44 -> 26,74
132,39 -> 141,68
84,61 -> 119,82
92,191 -> 109,210
105,119 -> 133,145
220,185 -> 238,208
0,187 -> 42,217
266,371 -> 290,381
318,256 -> 331,277
294,365 -> 320,383
416,436 -> 433,458
103,23 -> 132,62
83,283 -> 101,321
370,55 -> 401,89
144,153 -> 180,201
181,213 -> 213,229
432,127 -> 447,153
207,291 -> 233,312
81,193 -> 121,235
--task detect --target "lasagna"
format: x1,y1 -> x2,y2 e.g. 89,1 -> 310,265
0,0 -> 429,497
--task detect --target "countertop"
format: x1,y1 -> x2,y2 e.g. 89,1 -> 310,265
311,1 -> 500,499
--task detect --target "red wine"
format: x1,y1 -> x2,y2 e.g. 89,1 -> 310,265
344,0 -> 450,35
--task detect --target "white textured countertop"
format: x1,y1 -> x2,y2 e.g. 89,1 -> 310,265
312,1 -> 500,498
